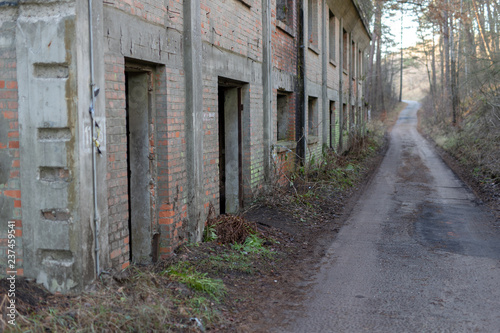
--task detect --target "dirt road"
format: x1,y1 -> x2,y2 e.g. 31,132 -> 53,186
278,101 -> 500,332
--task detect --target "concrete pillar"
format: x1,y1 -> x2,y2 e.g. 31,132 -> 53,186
183,0 -> 204,241
348,31 -> 353,138
262,0 -> 272,182
16,0 -> 103,292
84,0 -> 109,281
301,0 -> 308,159
321,0 -> 328,147
338,18 -> 344,152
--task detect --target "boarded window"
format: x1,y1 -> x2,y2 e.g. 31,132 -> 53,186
330,101 -> 339,149
329,10 -> 335,62
308,0 -> 318,47
277,0 -> 293,26
358,49 -> 362,78
277,93 -> 290,141
343,30 -> 348,71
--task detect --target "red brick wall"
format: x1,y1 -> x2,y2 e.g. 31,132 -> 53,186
0,39 -> 23,276
104,54 -> 130,270
201,0 -> 262,62
246,83 -> 265,194
201,76 -> 219,213
104,53 -> 188,264
200,0 -> 266,211
306,0 -> 322,82
156,66 -> 187,258
272,0 -> 298,144
103,0 -> 187,261
200,80 -> 267,213
272,0 -> 298,74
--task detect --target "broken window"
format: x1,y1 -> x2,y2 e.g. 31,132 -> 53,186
277,93 -> 290,141
343,29 -> 348,71
352,41 -> 356,77
277,0 -> 293,26
358,49 -> 362,78
308,97 -> 318,136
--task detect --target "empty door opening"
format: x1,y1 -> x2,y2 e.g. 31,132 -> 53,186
330,101 -> 336,149
125,68 -> 152,263
218,80 -> 243,214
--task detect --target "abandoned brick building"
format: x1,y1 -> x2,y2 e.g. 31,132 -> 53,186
0,0 -> 370,292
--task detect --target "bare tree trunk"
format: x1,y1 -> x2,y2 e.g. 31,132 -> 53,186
440,34 -> 445,102
373,0 -> 384,115
443,1 -> 451,116
366,27 -> 375,113
431,24 -> 437,101
369,0 -> 385,116
472,0 -> 492,60
450,14 -> 458,125
485,0 -> 497,53
492,0 -> 500,53
399,8 -> 403,102
464,4 -> 476,93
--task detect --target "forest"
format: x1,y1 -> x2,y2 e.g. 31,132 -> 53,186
366,0 -> 499,191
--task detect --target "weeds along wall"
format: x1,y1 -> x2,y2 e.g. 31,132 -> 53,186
0,0 -> 370,293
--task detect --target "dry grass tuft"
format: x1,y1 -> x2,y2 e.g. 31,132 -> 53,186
206,205 -> 257,245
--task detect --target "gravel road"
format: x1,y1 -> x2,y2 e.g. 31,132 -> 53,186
280,101 -> 500,332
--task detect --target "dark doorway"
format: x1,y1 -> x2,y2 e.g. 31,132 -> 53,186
125,68 -> 152,263
218,79 -> 243,214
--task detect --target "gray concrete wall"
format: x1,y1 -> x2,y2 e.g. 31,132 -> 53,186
184,0 -> 205,242
262,0 -> 272,184
16,0 -> 99,292
103,6 -> 183,67
273,70 -> 295,92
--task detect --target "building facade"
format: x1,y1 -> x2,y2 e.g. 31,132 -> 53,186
0,0 -> 370,292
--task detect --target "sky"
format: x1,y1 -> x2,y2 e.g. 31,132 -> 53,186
384,8 -> 420,51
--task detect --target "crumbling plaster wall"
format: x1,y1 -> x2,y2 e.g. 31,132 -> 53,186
12,0 -> 108,292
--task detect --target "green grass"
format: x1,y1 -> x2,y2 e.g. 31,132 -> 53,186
231,234 -> 269,254
197,234 -> 275,275
163,263 -> 226,300
203,223 -> 218,242
205,252 -> 255,274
